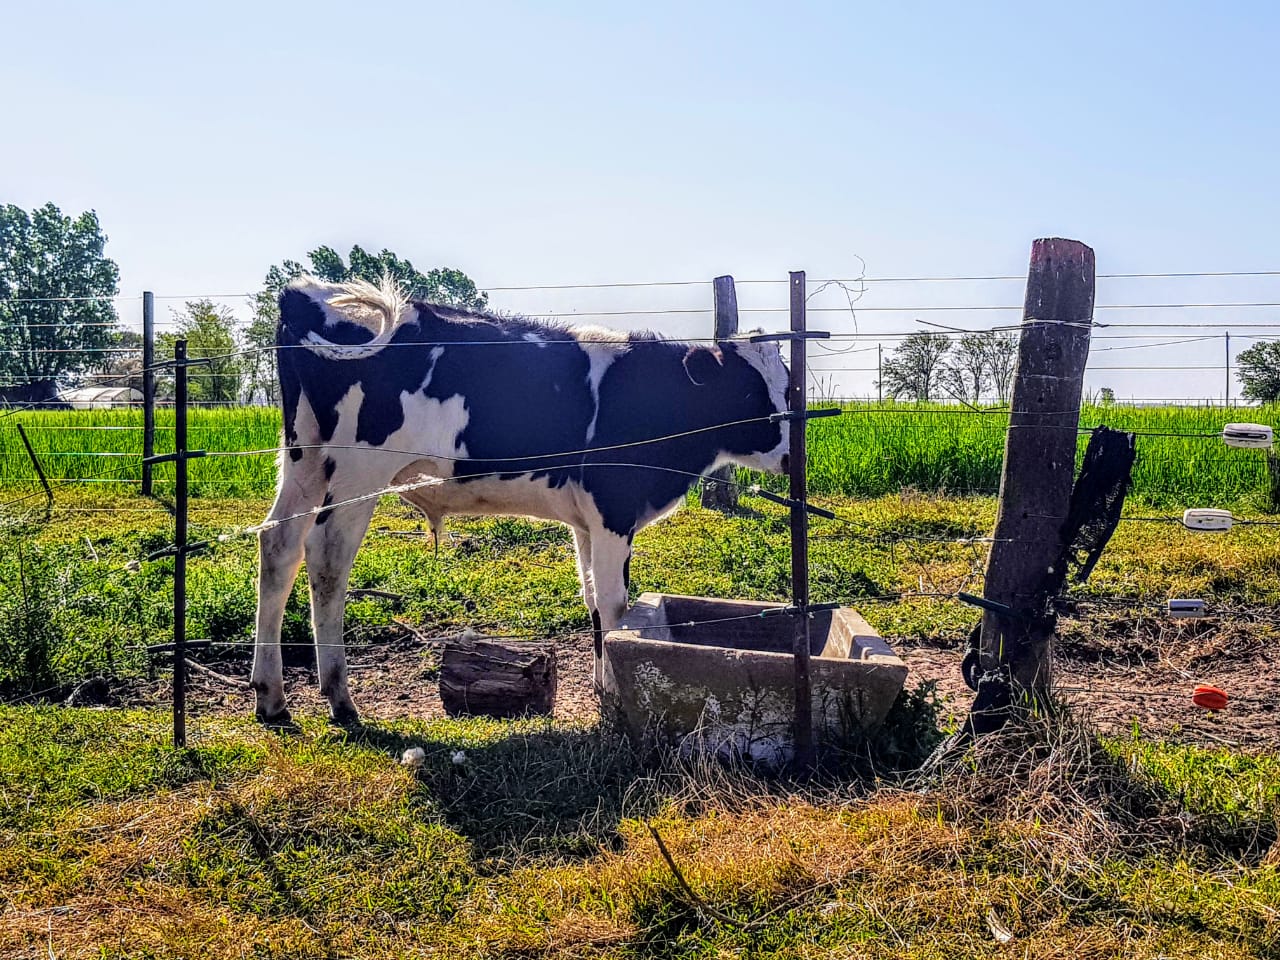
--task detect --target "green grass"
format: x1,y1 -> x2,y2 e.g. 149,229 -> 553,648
1,401 -> 1276,506
803,400 -> 1280,508
2,484 -> 1278,697
0,424 -> 1278,955
0,706 -> 1276,958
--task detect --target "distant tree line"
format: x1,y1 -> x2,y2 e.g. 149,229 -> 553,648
876,331 -> 1019,404
0,203 -> 487,406
5,202 -> 1280,406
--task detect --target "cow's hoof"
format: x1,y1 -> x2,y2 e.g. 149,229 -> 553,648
256,705 -> 294,727
328,703 -> 361,728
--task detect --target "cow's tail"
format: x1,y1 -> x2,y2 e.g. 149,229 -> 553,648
277,275 -> 409,361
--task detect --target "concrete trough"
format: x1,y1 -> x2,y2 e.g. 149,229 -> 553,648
601,593 -> 909,768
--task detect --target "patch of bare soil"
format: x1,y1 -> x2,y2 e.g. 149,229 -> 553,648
900,614 -> 1280,749
119,628 -> 603,726
116,614 -> 1275,750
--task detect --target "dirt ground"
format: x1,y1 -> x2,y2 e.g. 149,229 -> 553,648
101,611 -> 1278,751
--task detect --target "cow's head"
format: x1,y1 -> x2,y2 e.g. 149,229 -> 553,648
694,335 -> 790,473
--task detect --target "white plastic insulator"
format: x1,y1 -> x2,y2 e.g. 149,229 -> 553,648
1167,598 -> 1207,619
1182,508 -> 1234,531
1223,423 -> 1274,449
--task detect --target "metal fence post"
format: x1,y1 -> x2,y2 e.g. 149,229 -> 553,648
787,271 -> 814,771
141,339 -> 209,748
141,291 -> 155,497
172,339 -> 189,747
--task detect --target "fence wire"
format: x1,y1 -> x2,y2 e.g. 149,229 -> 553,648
0,268 -> 1276,730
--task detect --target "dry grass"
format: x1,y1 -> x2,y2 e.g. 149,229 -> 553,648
2,706 -> 1277,959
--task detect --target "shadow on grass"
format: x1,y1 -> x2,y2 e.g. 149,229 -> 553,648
339,719 -> 654,861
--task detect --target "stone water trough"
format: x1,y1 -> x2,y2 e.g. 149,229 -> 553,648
601,593 -> 908,767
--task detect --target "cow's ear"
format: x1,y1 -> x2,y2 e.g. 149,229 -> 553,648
683,346 -> 723,385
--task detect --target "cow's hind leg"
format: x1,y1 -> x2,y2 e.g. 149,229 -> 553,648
251,464 -> 323,723
305,496 -> 379,725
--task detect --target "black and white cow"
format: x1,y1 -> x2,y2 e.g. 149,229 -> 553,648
251,277 -> 790,724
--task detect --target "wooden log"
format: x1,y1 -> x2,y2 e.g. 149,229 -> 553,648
439,633 -> 557,718
700,275 -> 741,511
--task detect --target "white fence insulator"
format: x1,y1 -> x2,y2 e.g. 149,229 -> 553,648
1168,598 -> 1208,619
1222,423 -> 1274,449
1182,508 -> 1234,531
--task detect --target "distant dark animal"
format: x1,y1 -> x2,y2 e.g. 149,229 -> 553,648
251,277 -> 790,724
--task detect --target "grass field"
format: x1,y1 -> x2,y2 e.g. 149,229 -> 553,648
1,401 -> 1276,507
1,700 -> 1277,957
3,484 -> 1278,698
1,468 -> 1278,955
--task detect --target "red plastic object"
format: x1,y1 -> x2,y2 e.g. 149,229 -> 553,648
1192,684 -> 1228,711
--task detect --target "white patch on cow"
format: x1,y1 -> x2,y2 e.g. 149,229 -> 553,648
522,331 -> 548,348
571,326 -> 629,444
571,324 -> 630,347
422,346 -> 445,389
400,471 -> 590,540
722,336 -> 790,472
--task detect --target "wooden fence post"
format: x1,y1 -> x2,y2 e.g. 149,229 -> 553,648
700,275 -> 740,511
973,239 -> 1094,722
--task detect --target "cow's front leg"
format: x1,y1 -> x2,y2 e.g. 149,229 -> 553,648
588,527 -> 635,693
570,525 -> 603,664
570,525 -> 596,615
305,497 -> 378,725
252,480 -> 321,724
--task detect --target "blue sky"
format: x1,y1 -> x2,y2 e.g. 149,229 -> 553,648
3,0 -> 1277,399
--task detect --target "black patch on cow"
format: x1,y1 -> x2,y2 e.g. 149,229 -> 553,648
315,491 -> 334,526
591,609 -> 603,659
289,447 -> 303,463
276,288 -> 783,538
623,554 -> 631,590
323,457 -> 336,481
573,341 -> 782,536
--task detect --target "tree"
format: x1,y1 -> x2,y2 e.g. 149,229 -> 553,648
240,308 -> 279,405
158,300 -> 243,403
981,332 -> 1018,404
86,330 -> 144,393
939,333 -> 991,403
260,245 -> 487,310
1237,340 -> 1280,404
0,203 -> 120,404
878,333 -> 952,401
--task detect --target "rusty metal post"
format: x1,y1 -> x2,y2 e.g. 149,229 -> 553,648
141,291 -> 155,496
787,271 -> 814,770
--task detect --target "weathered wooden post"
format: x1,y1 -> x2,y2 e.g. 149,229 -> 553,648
971,238 -> 1094,729
1267,450 -> 1280,512
700,275 -> 740,511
